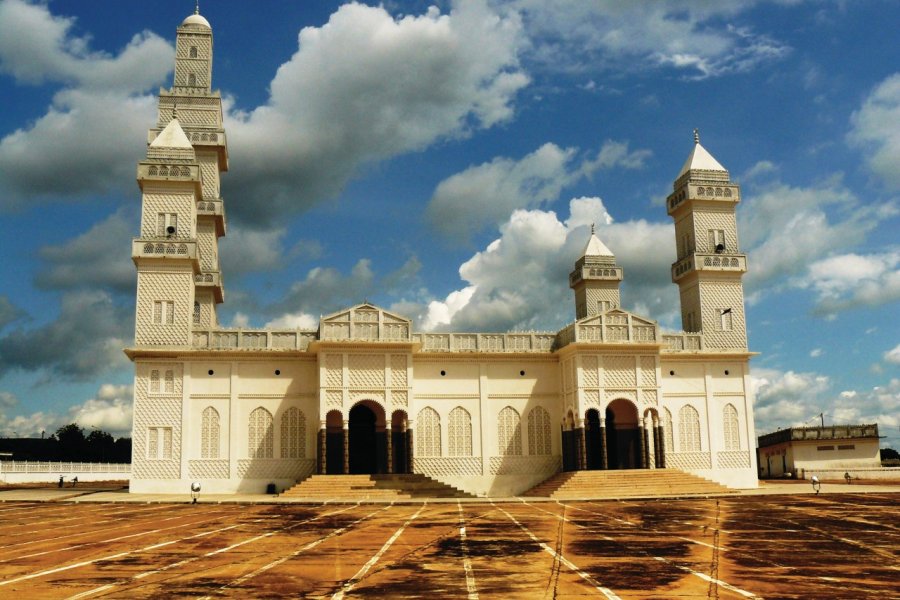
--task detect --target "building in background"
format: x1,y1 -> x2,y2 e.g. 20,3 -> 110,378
758,424 -> 881,479
127,9 -> 759,495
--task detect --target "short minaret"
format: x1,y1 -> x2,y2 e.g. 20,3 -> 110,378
667,131 -> 748,349
569,226 -> 624,319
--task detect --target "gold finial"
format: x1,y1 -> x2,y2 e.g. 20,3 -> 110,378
590,223 -> 595,236
172,103 -> 178,119
195,0 -> 200,15
693,128 -> 700,144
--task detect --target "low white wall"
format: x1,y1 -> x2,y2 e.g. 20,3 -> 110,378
0,461 -> 130,484
798,467 -> 900,481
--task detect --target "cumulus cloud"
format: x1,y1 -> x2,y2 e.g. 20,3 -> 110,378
224,1 -> 529,226
885,344 -> 900,366
0,295 -> 25,330
511,0 -> 789,79
798,251 -> 900,316
264,313 -> 319,330
419,197 -> 676,332
35,210 -> 136,294
0,1 -> 172,208
426,140 -> 649,239
67,384 -> 133,437
739,179 -> 890,296
849,73 -> 900,189
0,290 -> 131,379
751,368 -> 831,433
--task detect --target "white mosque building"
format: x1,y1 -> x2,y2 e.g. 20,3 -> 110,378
127,9 -> 759,495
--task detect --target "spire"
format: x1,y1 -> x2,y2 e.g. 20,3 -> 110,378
580,230 -> 615,259
677,130 -> 726,179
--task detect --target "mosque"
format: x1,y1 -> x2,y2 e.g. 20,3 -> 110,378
127,9 -> 759,495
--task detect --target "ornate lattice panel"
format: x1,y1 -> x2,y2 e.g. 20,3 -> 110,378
562,359 -> 572,393
582,356 -> 599,387
603,356 -> 636,388
188,459 -> 229,479
135,271 -> 194,346
678,405 -> 701,452
416,407 -> 441,456
527,406 -> 552,455
666,452 -> 712,470
197,221 -> 216,272
448,407 -> 473,457
583,389 -> 600,406
414,457 -> 482,477
200,406 -> 219,459
236,459 -> 315,480
717,451 -> 750,469
392,391 -> 408,408
723,403 -> 740,450
391,354 -> 408,387
198,155 -> 220,199
497,407 -> 523,456
700,281 -> 747,348
641,390 -> 658,406
326,390 -> 342,408
693,209 -> 738,254
325,354 -> 343,388
350,391 -> 384,406
348,354 -> 385,388
489,455 -> 560,475
639,356 -> 657,386
663,408 -> 674,453
132,395 -> 182,480
248,407 -> 274,459
280,407 -> 306,459
140,192 -> 195,239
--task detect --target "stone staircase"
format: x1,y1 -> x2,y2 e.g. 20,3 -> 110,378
521,469 -> 735,499
281,474 -> 476,500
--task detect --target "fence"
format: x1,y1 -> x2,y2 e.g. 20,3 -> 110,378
0,461 -> 130,483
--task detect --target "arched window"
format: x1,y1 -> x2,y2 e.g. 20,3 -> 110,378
193,301 -> 201,325
201,407 -> 219,459
249,407 -> 273,459
417,407 -> 441,456
189,46 -> 198,58
527,406 -> 551,455
280,407 -> 306,459
723,404 -> 740,450
188,73 -> 197,86
498,406 -> 522,456
448,407 -> 472,457
149,370 -> 160,393
678,405 -> 701,452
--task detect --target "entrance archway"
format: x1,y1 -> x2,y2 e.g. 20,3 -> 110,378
605,399 -> 640,469
348,401 -> 386,474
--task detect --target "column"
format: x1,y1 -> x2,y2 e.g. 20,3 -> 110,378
639,418 -> 648,469
651,415 -> 660,469
577,421 -> 587,470
385,424 -> 393,474
406,427 -> 414,474
599,417 -> 608,470
317,423 -> 326,475
342,420 -> 349,474
655,423 -> 666,469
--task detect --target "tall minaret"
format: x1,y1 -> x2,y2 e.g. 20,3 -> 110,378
132,7 -> 227,346
569,226 -> 624,319
667,131 -> 748,349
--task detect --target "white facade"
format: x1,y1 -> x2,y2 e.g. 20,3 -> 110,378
128,11 -> 759,495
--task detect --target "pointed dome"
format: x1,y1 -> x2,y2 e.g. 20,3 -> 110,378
148,117 -> 195,160
182,9 -> 210,29
676,130 -> 727,180
581,232 -> 614,259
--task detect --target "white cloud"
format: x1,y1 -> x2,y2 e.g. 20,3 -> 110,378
799,251 -> 900,316
849,73 -> 900,189
427,139 -> 649,240
751,367 -> 831,433
0,391 -> 16,408
224,0 -> 529,226
420,197 -> 676,332
885,344 -> 900,366
67,384 -> 133,438
264,312 -> 318,330
511,0 -> 789,79
810,348 -> 823,358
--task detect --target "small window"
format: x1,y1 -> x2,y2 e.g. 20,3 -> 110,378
193,301 -> 201,325
708,229 -> 725,253
719,308 -> 733,331
153,301 -> 175,325
837,444 -> 855,450
147,427 -> 173,460
157,213 -> 178,237
188,73 -> 197,86
189,46 -> 198,58
597,300 -> 611,313
164,370 -> 174,394
149,370 -> 160,393
816,445 -> 834,451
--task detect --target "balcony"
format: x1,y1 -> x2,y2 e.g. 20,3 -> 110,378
132,239 -> 199,270
194,271 -> 225,303
671,253 -> 746,281
411,332 -> 557,353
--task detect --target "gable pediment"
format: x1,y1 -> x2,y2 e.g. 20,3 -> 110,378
320,303 -> 411,341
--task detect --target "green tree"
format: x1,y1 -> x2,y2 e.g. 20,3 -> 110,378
85,429 -> 115,462
54,423 -> 85,460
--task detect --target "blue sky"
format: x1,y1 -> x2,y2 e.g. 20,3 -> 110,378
0,0 -> 898,449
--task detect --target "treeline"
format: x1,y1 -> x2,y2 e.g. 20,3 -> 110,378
0,424 -> 131,463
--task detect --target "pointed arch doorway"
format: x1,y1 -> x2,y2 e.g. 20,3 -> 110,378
348,401 -> 387,474
606,398 -> 641,469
